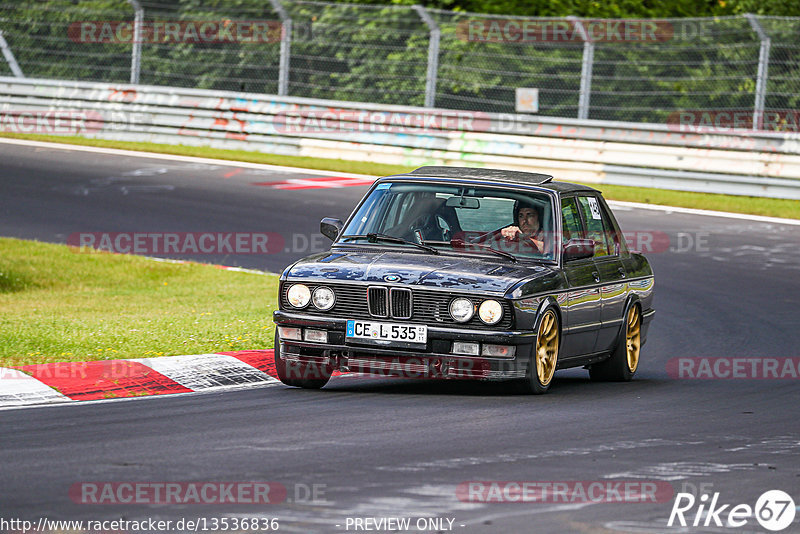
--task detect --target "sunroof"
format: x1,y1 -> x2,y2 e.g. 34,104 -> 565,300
407,166 -> 554,185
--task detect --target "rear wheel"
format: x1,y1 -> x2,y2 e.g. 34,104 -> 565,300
517,308 -> 559,394
274,332 -> 331,389
589,303 -> 641,382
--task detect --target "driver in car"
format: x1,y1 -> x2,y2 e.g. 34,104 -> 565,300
500,200 -> 546,253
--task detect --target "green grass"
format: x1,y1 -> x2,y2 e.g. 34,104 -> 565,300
579,183 -> 799,219
0,237 -> 279,367
2,132 -> 797,220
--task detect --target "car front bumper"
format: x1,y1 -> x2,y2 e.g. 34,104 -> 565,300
273,310 -> 534,381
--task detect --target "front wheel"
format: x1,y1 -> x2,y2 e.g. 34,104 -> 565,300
274,332 -> 331,389
516,308 -> 560,394
589,303 -> 641,382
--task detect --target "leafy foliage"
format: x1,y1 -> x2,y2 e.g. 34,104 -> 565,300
1,1 -> 798,122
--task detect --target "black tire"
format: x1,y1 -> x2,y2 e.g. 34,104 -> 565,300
516,308 -> 560,395
274,332 -> 331,389
589,303 -> 641,382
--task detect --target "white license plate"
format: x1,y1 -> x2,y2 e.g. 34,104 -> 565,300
346,320 -> 427,344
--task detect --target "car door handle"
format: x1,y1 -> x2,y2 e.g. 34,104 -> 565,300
592,271 -> 600,283
618,267 -> 626,278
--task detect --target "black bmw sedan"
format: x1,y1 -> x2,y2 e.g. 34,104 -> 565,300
272,166 -> 655,394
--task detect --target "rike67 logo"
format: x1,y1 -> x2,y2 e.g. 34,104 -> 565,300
668,490 -> 796,531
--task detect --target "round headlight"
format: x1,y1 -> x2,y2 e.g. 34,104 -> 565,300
287,284 -> 311,308
312,286 -> 335,311
449,297 -> 475,323
478,299 -> 503,325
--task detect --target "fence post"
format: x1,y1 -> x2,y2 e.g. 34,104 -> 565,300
128,0 -> 143,84
412,5 -> 440,108
0,30 -> 25,78
745,14 -> 770,131
268,0 -> 292,96
568,16 -> 594,120
0,30 -> 24,78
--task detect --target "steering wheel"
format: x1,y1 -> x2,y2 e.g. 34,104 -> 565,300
409,213 -> 451,243
469,227 -> 504,244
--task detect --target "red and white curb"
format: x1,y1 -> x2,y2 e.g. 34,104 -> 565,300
0,350 -> 279,408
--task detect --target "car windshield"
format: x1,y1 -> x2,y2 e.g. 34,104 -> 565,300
338,181 -> 556,261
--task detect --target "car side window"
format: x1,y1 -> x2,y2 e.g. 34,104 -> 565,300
577,196 -> 612,257
561,197 -> 583,243
597,200 -> 624,255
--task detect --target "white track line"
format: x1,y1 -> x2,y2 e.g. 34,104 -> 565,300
0,137 -> 376,179
1,137 -> 796,224
144,256 -> 272,275
607,200 -> 800,226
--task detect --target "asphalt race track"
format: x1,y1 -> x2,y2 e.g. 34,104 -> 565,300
1,140 -> 799,533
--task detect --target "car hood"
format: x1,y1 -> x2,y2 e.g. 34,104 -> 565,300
286,250 -> 555,295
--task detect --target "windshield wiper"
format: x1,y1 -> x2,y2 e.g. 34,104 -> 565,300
447,238 -> 518,263
339,233 -> 439,254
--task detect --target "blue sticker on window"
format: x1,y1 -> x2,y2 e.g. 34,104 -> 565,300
375,183 -> 391,190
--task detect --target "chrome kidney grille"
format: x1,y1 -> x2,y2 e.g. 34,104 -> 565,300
389,288 -> 412,319
368,287 -> 412,319
368,286 -> 389,317
281,283 -> 512,329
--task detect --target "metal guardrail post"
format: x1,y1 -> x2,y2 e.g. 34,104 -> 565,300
128,0 -> 143,84
568,16 -> 594,120
745,14 -> 771,131
0,30 -> 25,78
412,5 -> 440,108
267,0 -> 291,96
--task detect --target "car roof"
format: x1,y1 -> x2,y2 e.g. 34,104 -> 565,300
386,166 -> 600,195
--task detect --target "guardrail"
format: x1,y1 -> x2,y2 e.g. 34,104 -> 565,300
1,77 -> 799,199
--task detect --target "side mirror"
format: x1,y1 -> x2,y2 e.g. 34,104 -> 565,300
320,217 -> 343,241
563,238 -> 595,261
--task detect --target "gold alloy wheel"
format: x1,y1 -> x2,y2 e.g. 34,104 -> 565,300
626,306 -> 642,373
536,310 -> 559,386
